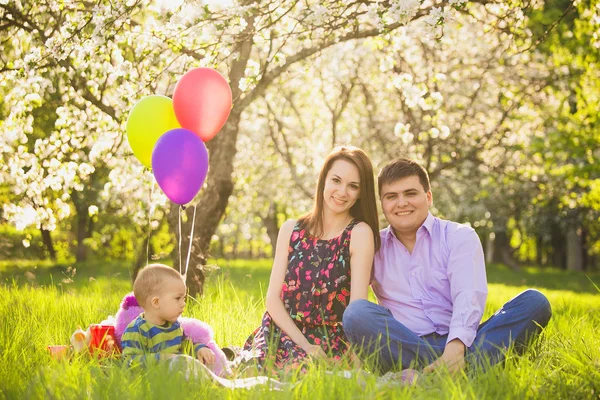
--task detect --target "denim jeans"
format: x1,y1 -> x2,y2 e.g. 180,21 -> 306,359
342,289 -> 552,373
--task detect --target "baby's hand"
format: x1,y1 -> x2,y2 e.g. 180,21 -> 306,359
196,346 -> 215,365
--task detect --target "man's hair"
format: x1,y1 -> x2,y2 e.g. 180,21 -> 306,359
378,158 -> 431,194
133,264 -> 184,307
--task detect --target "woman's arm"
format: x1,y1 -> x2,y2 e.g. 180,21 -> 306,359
349,222 -> 375,303
265,219 -> 326,358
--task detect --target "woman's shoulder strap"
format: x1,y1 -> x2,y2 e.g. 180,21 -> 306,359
346,219 -> 361,231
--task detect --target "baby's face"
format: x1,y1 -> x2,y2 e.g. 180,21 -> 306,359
158,278 -> 187,323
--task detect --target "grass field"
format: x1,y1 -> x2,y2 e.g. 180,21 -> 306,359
1,259 -> 599,399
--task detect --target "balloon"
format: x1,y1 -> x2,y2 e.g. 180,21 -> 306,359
151,128 -> 209,205
172,68 -> 232,142
126,95 -> 180,168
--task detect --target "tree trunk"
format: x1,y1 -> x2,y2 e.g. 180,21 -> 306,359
263,202 -> 279,257
484,232 -> 494,265
566,221 -> 583,271
492,228 -> 520,270
215,235 -> 224,259
550,222 -> 566,269
231,228 -> 239,259
535,234 -> 544,266
71,169 -> 106,263
167,110 -> 241,296
40,228 -> 57,261
165,7 -> 256,296
75,205 -> 89,262
581,226 -> 589,272
132,231 -> 155,283
168,203 -> 211,297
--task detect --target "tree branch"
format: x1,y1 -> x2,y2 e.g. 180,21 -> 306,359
238,6 -> 434,110
264,98 -> 313,198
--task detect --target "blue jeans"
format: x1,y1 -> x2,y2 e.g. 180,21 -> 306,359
342,289 -> 552,373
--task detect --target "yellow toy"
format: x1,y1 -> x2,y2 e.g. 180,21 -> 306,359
70,326 -> 90,353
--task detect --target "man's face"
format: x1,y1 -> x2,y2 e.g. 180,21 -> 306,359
380,175 -> 432,236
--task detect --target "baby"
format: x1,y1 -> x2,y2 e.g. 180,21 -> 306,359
121,264 -> 215,366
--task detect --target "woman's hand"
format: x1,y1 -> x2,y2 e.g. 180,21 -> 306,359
303,344 -> 327,359
349,349 -> 362,368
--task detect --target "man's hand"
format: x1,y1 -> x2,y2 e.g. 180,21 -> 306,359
196,346 -> 216,365
423,339 -> 466,374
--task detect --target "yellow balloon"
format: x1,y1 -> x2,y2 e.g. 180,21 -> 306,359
126,95 -> 180,168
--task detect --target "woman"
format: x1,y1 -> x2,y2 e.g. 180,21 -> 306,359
244,145 -> 380,372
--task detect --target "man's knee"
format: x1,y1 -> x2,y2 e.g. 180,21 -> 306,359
519,289 -> 552,326
343,299 -> 372,331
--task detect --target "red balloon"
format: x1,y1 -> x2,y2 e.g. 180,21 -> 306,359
172,68 -> 232,142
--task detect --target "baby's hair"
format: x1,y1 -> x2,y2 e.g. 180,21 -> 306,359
133,264 -> 185,307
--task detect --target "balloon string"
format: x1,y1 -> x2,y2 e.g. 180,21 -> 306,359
178,205 -> 183,275
183,204 -> 197,280
146,176 -> 156,267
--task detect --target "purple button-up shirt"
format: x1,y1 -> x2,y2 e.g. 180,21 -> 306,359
372,213 -> 487,347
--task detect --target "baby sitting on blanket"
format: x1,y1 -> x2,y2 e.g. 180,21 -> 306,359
116,264 -> 230,377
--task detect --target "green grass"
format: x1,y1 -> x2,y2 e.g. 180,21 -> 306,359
1,259 -> 599,399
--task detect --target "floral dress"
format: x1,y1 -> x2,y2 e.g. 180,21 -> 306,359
243,220 -> 359,371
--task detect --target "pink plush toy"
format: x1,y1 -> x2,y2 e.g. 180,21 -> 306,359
114,292 -> 230,377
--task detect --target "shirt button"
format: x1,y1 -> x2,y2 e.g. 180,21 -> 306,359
411,272 -> 416,276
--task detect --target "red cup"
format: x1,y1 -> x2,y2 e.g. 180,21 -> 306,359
88,324 -> 120,357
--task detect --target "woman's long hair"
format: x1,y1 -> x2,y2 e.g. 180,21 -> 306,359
298,145 -> 380,252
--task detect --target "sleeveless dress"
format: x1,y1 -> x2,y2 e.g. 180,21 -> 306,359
243,220 -> 359,371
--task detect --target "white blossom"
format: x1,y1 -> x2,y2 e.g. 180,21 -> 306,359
88,205 -> 99,217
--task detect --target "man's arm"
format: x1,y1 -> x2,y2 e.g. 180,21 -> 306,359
425,227 -> 487,373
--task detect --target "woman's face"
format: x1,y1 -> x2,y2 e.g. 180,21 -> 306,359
322,159 -> 361,215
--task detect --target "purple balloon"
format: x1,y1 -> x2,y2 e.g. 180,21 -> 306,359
151,128 -> 209,205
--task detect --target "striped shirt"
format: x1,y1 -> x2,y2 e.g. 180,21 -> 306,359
121,313 -> 206,365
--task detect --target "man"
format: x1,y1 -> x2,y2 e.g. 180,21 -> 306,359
343,159 -> 552,373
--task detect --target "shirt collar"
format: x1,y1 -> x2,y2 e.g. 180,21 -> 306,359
421,212 -> 435,235
384,212 -> 435,239
384,225 -> 395,240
